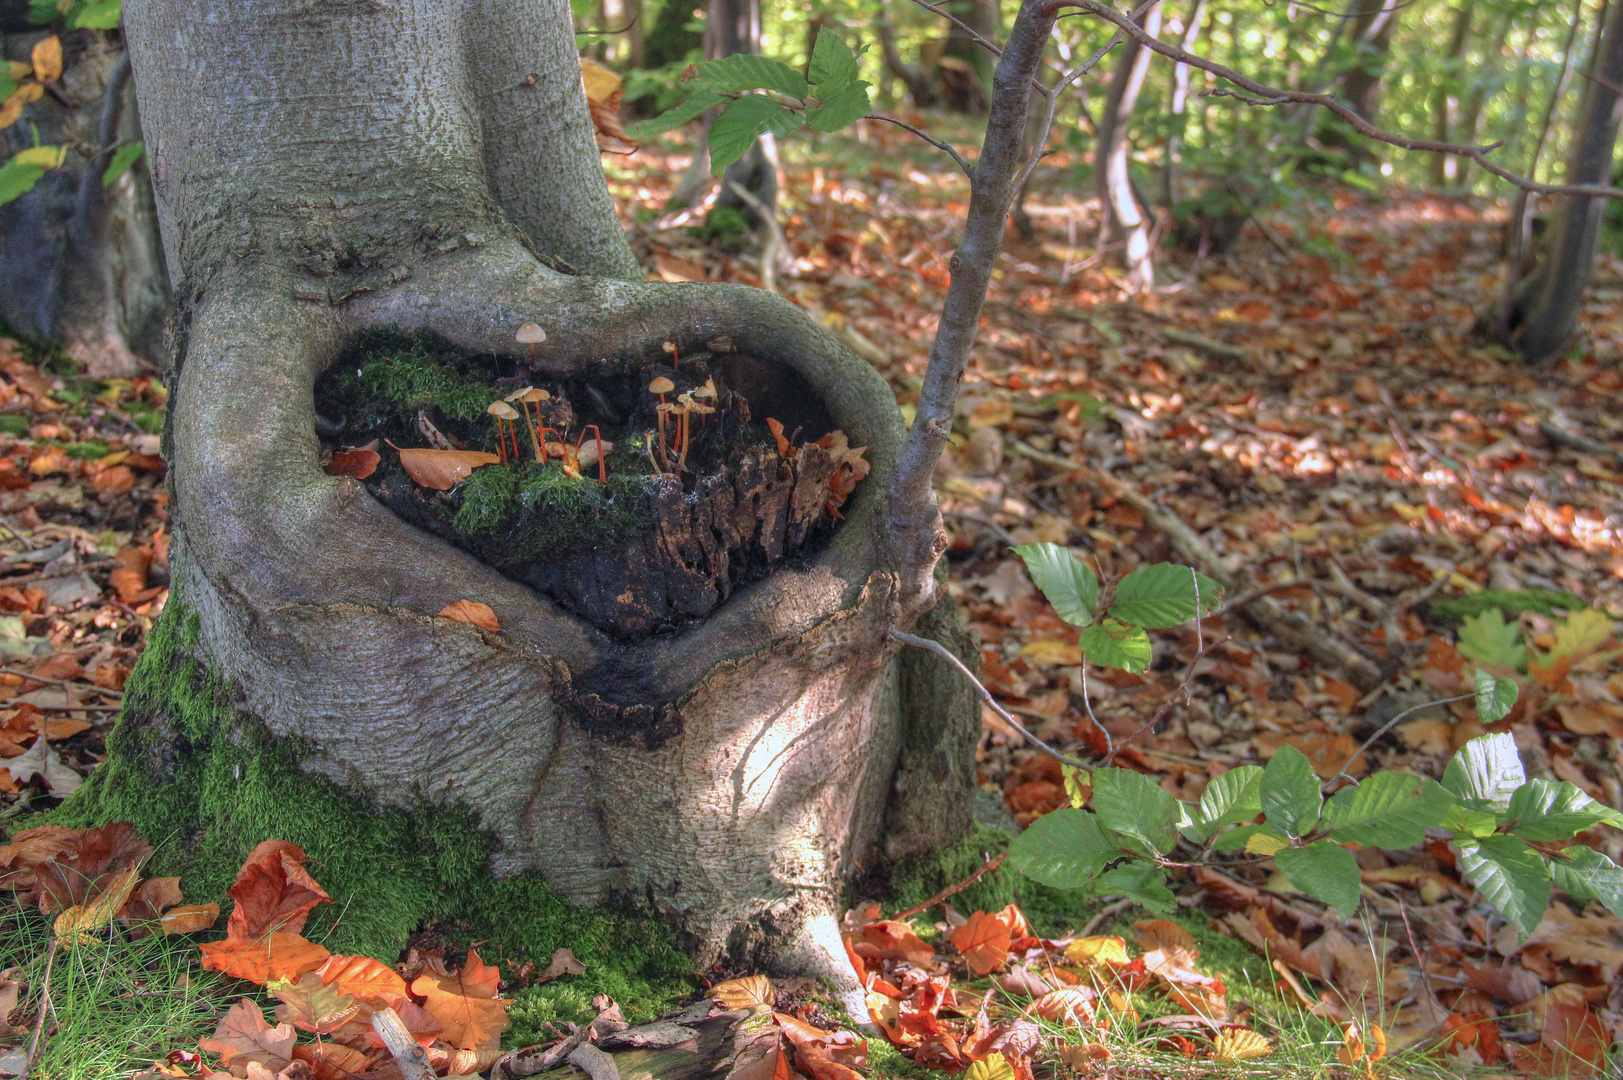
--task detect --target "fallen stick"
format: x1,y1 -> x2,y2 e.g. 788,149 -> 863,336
1007,440 -> 1384,691
370,1006 -> 435,1080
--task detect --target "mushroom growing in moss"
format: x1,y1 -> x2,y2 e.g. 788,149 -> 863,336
649,376 -> 675,472
509,386 -> 552,462
487,401 -> 521,462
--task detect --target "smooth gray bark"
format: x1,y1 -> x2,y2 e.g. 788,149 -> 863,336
121,0 -> 974,992
1497,0 -> 1623,363
1096,0 -> 1162,291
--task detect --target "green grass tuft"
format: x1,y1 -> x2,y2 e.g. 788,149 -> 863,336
1428,587 -> 1589,623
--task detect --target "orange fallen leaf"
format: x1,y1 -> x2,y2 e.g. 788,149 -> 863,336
158,903 -> 221,936
325,447 -> 380,480
31,36 -> 62,84
410,947 -> 511,1052
315,953 -> 411,1009
713,974 -> 774,1009
1133,919 -> 1197,954
395,447 -> 499,490
199,931 -> 330,984
951,910 -> 1013,975
437,600 -> 499,632
582,58 -> 635,151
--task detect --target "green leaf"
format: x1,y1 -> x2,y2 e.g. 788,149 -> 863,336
1260,744 -> 1321,838
1078,620 -> 1152,673
1008,809 -> 1118,890
1276,841 -> 1362,915
68,0 -> 119,28
1091,767 -> 1180,854
0,70 -> 16,103
1474,668 -> 1519,724
1320,774 -> 1454,849
101,141 -> 143,188
0,159 -> 48,207
808,26 -> 860,93
1457,608 -> 1526,669
1506,778 -> 1623,841
1090,863 -> 1175,913
806,81 -> 871,133
707,96 -> 796,175
1108,563 -> 1225,628
1014,543 -> 1098,625
688,53 -> 808,98
1197,765 -> 1264,831
624,90 -> 725,137
1440,804 -> 1499,838
1550,846 -> 1623,920
1212,822 -> 1279,852
1456,834 -> 1551,934
1442,732 -> 1524,815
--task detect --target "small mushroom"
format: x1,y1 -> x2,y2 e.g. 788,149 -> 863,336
487,401 -> 521,462
662,340 -> 679,370
575,427 -> 612,481
516,387 -> 552,461
649,376 -> 676,470
516,322 -> 546,367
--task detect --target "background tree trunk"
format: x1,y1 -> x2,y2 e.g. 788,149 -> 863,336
1429,0 -> 1474,186
1494,0 -> 1623,362
0,25 -> 168,375
77,0 -> 975,998
1096,0 -> 1163,291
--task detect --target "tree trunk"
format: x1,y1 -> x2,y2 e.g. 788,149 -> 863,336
0,28 -> 168,375
875,0 -> 938,109
1453,5 -> 1515,185
1429,0 -> 1473,186
1162,0 -> 1207,210
1494,0 -> 1623,363
1096,0 -> 1163,291
1339,0 -> 1400,122
71,0 -> 975,1002
941,0 -> 1001,112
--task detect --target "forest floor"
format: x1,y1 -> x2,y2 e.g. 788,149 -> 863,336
0,122 -> 1618,1077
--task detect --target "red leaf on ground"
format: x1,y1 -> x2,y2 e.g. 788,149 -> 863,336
437,600 -> 500,632
324,447 -> 380,480
951,910 -> 1013,975
200,931 -> 331,985
226,839 -> 333,941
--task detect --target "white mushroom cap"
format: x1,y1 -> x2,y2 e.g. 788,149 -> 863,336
516,323 -> 547,344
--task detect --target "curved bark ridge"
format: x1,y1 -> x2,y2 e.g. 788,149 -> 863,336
314,330 -> 871,639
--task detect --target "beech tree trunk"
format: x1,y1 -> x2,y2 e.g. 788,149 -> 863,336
1096,0 -> 1163,291
1494,0 -> 1623,363
83,0 -> 976,998
0,21 -> 168,375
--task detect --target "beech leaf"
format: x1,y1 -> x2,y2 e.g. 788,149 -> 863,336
396,447 -> 499,491
226,839 -> 333,941
950,910 -> 1013,974
437,600 -> 500,632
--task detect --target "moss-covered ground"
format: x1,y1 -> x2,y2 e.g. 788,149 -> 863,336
47,595 -> 695,1037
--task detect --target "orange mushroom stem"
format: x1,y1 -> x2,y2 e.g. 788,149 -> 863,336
578,425 -> 607,482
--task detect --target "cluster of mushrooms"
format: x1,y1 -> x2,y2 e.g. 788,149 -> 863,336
647,373 -> 717,474
486,387 -> 609,482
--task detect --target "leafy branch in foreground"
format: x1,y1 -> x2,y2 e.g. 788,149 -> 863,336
999,544 -> 1623,932
626,29 -> 873,176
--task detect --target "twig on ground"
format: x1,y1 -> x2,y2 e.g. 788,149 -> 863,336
371,1006 -> 436,1080
1078,897 -> 1135,937
26,939 -> 56,1071
1271,958 -> 1318,1009
941,509 -> 1019,546
890,628 -> 1090,769
893,851 -> 1009,921
1539,418 -> 1622,461
1152,324 -> 1246,362
1326,560 -> 1410,668
724,181 -> 787,296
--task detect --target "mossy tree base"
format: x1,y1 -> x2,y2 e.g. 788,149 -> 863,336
54,598 -> 697,1037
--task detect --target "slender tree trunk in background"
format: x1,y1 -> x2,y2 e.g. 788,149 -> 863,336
1495,0 -> 1623,363
1504,0 -> 1587,271
0,25 -> 167,375
1454,6 -> 1515,184
71,0 -> 979,1001
640,0 -> 703,69
942,0 -> 1002,112
1162,0 -> 1207,210
1430,0 -> 1474,186
705,0 -> 778,232
875,0 -> 938,109
1097,0 -> 1163,291
1317,0 -> 1400,158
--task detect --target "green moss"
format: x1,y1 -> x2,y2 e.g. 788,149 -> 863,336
0,414 -> 28,437
448,452 -> 654,558
324,329 -> 502,428
58,439 -> 110,460
48,593 -> 694,1030
1429,588 -> 1589,623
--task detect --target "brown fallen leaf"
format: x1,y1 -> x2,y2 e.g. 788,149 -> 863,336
582,58 -> 635,151
324,446 -> 380,480
712,973 -> 773,1008
537,946 -> 587,983
199,931 -> 331,984
951,910 -> 1013,975
199,998 -> 297,1073
31,36 -> 62,84
226,839 -> 333,941
437,600 -> 500,632
395,447 -> 499,490
410,947 -> 511,1052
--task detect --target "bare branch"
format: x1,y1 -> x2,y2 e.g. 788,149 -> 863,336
1069,0 -> 1623,199
1010,16 -> 1135,209
865,114 -> 975,179
903,0 -> 1053,96
890,628 -> 1091,769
